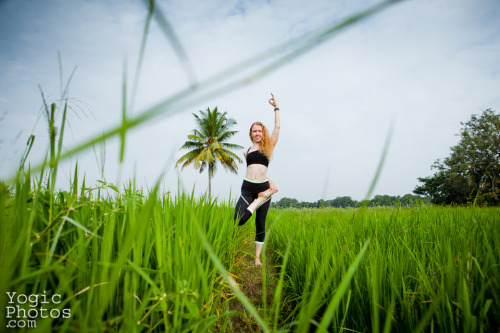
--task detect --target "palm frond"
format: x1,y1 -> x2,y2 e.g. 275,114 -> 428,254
176,148 -> 204,168
216,150 -> 239,174
186,133 -> 206,143
217,130 -> 239,142
221,149 -> 243,164
180,140 -> 204,150
221,142 -> 244,150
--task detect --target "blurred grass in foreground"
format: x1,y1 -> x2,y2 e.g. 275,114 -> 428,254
0,174 -> 247,331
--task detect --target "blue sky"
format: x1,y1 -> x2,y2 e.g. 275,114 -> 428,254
1,0 -> 499,202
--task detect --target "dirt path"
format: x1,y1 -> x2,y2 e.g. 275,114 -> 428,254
227,234 -> 278,332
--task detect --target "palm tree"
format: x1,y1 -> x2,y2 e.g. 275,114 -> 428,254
176,107 -> 243,196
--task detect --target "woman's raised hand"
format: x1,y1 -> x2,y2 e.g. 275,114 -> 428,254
268,93 -> 279,109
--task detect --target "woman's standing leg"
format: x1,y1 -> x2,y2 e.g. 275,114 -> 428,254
254,196 -> 272,266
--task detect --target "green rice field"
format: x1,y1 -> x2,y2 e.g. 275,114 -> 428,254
267,207 -> 500,332
1,175 -> 499,332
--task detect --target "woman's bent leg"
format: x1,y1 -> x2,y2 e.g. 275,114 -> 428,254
234,194 -> 254,225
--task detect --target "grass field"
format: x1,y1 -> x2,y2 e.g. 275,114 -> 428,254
267,207 -> 500,332
1,175 -> 245,331
1,175 -> 499,332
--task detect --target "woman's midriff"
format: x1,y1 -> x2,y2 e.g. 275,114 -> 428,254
245,164 -> 268,181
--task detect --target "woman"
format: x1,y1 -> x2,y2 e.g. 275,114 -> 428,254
234,93 -> 280,266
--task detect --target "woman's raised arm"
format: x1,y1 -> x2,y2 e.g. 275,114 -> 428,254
268,93 -> 281,147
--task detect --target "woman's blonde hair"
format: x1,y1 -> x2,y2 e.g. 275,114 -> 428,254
249,122 -> 273,159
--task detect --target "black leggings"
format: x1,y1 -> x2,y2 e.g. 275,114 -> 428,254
234,179 -> 272,244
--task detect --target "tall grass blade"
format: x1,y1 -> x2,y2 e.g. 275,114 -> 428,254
313,239 -> 370,332
19,134 -> 35,171
362,121 -> 394,205
146,0 -> 197,87
272,242 -> 292,331
60,216 -> 101,238
130,0 -> 154,111
120,62 -> 127,163
58,53 -> 77,100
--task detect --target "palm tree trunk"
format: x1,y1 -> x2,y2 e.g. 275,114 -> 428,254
208,164 -> 212,197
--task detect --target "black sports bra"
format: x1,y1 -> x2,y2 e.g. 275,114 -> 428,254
246,148 -> 269,167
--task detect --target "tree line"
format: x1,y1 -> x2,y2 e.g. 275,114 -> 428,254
271,194 -> 430,209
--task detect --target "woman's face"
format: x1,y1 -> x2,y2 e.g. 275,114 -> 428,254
251,124 -> 263,143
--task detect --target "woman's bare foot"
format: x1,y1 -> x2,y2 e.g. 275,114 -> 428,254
255,258 -> 263,266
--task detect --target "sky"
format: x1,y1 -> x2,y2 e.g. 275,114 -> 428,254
0,0 -> 499,203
